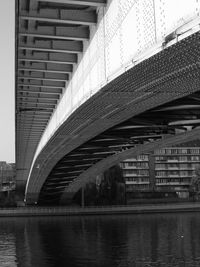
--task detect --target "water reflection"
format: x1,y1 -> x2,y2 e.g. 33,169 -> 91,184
0,213 -> 200,266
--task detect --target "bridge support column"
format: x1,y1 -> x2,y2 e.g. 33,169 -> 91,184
15,180 -> 26,200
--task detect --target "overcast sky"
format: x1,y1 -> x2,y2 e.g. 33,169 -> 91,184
0,0 -> 15,163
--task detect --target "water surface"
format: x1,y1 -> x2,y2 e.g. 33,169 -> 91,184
0,212 -> 200,266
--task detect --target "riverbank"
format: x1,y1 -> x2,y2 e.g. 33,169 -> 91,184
0,202 -> 200,217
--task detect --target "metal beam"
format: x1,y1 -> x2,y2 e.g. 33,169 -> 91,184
17,135 -> 41,138
19,39 -> 82,53
19,135 -> 44,141
18,112 -> 53,115
18,114 -> 50,118
17,112 -> 50,116
16,138 -> 40,142
19,123 -> 48,127
18,128 -> 41,135
17,130 -> 43,134
19,46 -> 81,54
18,83 -> 64,89
154,105 -> 200,111
189,95 -> 200,102
20,124 -> 48,129
18,138 -> 40,141
18,76 -> 67,82
18,117 -> 50,121
18,127 -> 46,131
20,10 -> 97,26
17,94 -> 60,100
18,109 -> 53,114
18,138 -> 41,140
18,78 -> 65,87
18,105 -> 54,110
18,89 -> 62,95
18,141 -> 40,144
19,107 -> 54,113
18,108 -> 54,113
18,124 -> 46,128
18,123 -> 48,127
18,67 -> 71,74
18,111 -> 50,115
18,62 -> 73,72
17,134 -> 43,138
18,99 -> 57,105
17,119 -> 49,124
18,58 -> 75,65
18,72 -> 69,80
19,27 -> 89,41
18,104 -> 54,109
35,0 -> 106,7
18,52 -> 77,64
19,103 -> 55,109
19,120 -> 49,124
17,139 -> 42,142
18,134 -> 44,138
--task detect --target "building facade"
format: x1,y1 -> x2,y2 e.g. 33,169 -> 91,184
0,162 -> 15,192
121,147 -> 200,197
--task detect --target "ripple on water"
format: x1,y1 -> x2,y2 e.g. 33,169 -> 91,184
0,213 -> 198,266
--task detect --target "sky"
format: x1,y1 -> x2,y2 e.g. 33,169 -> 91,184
0,0 -> 15,163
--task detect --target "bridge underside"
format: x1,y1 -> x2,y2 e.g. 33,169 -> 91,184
25,27 -> 200,205
15,0 -> 200,205
38,91 -> 200,204
16,0 -> 106,192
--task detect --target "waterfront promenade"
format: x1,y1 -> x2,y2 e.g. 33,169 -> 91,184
0,202 -> 200,217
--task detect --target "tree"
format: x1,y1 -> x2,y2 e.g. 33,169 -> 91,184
103,165 -> 125,205
190,165 -> 200,200
73,165 -> 126,206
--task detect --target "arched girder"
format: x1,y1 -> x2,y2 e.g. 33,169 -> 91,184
38,90 -> 200,204
25,30 -> 200,205
39,126 -> 200,205
59,127 -> 200,204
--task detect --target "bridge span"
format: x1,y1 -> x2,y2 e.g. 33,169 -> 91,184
15,0 -> 200,204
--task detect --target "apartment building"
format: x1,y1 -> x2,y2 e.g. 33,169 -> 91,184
121,147 -> 200,196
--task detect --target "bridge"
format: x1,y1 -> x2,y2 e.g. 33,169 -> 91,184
15,0 -> 200,205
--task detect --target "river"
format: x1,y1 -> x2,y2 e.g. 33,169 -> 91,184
0,212 -> 200,266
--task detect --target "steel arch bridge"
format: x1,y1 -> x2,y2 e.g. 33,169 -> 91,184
15,0 -> 200,204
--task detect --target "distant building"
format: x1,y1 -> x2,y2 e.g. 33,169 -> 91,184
121,147 -> 200,199
121,154 -> 151,193
0,162 -> 15,192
